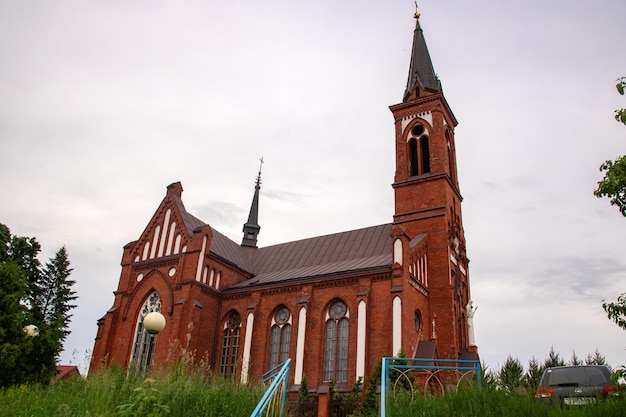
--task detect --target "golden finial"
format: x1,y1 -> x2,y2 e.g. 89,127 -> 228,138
414,2 -> 420,19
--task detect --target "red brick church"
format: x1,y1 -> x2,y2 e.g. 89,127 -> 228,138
90,13 -> 477,389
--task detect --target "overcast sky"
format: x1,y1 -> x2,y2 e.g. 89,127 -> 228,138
1,0 -> 625,373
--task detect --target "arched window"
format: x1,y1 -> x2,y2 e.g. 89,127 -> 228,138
409,138 -> 419,176
420,135 -> 430,173
268,306 -> 292,370
324,300 -> 349,383
130,291 -> 161,374
220,311 -> 242,378
407,123 -> 430,176
446,130 -> 457,184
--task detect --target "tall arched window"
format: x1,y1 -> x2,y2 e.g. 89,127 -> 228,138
409,138 -> 419,176
407,123 -> 430,176
220,311 -> 242,378
268,306 -> 292,370
446,130 -> 456,184
420,135 -> 430,173
324,300 -> 349,383
130,291 -> 161,374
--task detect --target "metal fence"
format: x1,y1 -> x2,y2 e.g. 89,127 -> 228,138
380,356 -> 482,417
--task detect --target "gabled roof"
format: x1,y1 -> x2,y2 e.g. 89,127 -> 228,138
225,223 -> 393,289
161,184 -> 393,289
209,226 -> 254,273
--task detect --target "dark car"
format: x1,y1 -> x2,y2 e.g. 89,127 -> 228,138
535,365 -> 620,405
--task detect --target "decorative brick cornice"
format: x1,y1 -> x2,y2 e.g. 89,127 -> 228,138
409,276 -> 429,296
223,291 -> 252,301
261,285 -> 302,296
372,273 -> 391,282
132,255 -> 181,271
389,94 -> 457,127
313,277 -> 358,289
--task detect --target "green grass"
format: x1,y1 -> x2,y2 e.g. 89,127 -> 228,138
1,367 -> 623,417
0,365 -> 262,417
386,388 -> 626,417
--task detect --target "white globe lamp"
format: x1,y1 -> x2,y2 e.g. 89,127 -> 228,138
143,312 -> 166,334
23,324 -> 40,337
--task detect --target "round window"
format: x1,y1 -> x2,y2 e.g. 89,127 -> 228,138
275,307 -> 290,325
329,300 -> 347,320
414,310 -> 422,331
411,124 -> 425,136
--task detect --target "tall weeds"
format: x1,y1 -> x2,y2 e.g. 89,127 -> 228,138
387,387 -> 625,417
0,363 -> 262,417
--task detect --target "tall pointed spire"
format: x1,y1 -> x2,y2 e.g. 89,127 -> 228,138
241,157 -> 263,248
403,5 -> 441,102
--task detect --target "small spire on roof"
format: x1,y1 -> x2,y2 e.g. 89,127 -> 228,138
241,157 -> 264,248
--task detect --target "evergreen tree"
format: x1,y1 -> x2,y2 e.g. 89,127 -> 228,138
585,349 -> 607,366
524,356 -> 543,392
497,355 -> 524,392
0,262 -> 30,388
543,347 -> 565,369
569,351 -> 583,366
0,224 -> 76,387
481,361 -> 498,391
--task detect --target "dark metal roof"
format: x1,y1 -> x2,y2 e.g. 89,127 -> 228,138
403,17 -> 441,101
171,186 -> 392,288
209,227 -> 254,272
173,195 -> 206,236
209,223 -> 393,289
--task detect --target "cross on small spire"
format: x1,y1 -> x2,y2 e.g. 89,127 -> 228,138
256,156 -> 264,187
414,2 -> 420,19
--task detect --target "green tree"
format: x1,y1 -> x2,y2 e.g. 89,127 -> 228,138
481,361 -> 498,391
497,355 -> 524,392
594,77 -> 626,216
569,351 -> 583,366
524,356 -> 543,392
543,346 -> 566,369
0,224 -> 76,387
0,262 -> 30,388
585,348 -> 607,366
615,77 -> 626,125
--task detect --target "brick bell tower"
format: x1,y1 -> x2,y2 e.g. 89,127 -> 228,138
389,10 -> 475,360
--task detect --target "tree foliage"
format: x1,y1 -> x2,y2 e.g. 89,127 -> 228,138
524,356 -> 542,392
0,224 -> 76,387
616,77 -> 626,125
488,347 -> 611,394
594,77 -> 626,216
584,348 -> 607,366
603,293 -> 626,331
498,355 -> 524,392
542,346 -> 566,369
